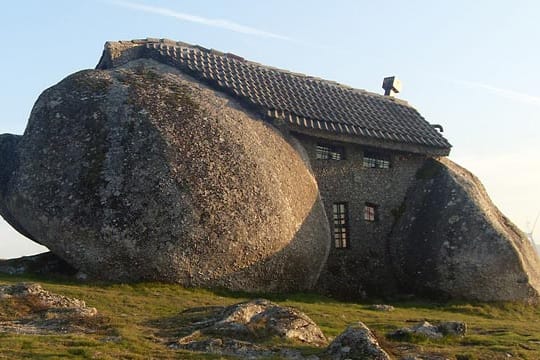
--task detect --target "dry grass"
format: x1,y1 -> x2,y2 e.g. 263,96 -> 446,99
0,274 -> 539,359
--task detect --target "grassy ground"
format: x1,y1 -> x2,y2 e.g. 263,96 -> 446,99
0,274 -> 539,359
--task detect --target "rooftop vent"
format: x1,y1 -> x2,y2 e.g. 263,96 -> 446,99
382,76 -> 402,97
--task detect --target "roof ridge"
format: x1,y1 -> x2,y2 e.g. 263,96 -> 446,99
98,38 -> 451,154
110,38 -> 413,108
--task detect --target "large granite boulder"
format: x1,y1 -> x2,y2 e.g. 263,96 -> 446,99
389,158 -> 540,302
0,59 -> 330,291
0,134 -> 34,241
0,134 -> 20,195
0,252 -> 77,276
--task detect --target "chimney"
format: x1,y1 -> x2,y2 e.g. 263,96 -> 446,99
382,76 -> 402,97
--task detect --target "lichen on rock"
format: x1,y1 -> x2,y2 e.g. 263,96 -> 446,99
1,38 -> 540,304
0,59 -> 330,292
0,283 -> 105,334
325,322 -> 391,360
389,158 -> 540,303
170,299 -> 327,358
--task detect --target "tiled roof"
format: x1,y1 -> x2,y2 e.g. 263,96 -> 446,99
97,39 -> 451,153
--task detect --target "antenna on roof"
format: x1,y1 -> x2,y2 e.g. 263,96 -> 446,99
382,76 -> 402,97
526,211 -> 540,243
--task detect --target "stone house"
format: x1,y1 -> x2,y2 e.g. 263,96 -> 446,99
3,38 -> 538,302
98,39 -> 453,297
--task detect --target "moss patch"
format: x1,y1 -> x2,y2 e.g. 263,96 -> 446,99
118,67 -> 200,119
68,70 -> 112,95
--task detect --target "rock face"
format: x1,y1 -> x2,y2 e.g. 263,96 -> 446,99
0,252 -> 77,276
325,322 -> 391,360
0,134 -> 34,241
0,60 -> 330,291
0,134 -> 20,195
389,158 -> 540,302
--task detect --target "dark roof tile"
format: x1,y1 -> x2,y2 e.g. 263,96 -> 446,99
98,39 -> 451,152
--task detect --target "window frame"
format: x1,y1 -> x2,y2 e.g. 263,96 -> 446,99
333,202 -> 349,249
362,151 -> 391,169
364,202 -> 378,222
316,143 -> 345,161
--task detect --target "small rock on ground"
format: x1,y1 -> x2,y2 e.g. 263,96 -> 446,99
172,299 -> 327,358
325,322 -> 392,360
369,304 -> 395,312
0,282 -> 101,334
389,320 -> 466,340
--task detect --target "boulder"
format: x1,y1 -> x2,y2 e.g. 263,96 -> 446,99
172,299 -> 326,358
0,134 -> 35,241
388,320 -> 466,340
325,322 -> 391,360
438,321 -> 466,336
0,133 -> 20,195
409,321 -> 442,339
389,158 -> 540,303
178,299 -> 327,346
0,252 -> 77,276
369,304 -> 395,312
0,59 -> 330,291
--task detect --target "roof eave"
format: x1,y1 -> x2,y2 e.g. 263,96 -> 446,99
286,125 -> 451,157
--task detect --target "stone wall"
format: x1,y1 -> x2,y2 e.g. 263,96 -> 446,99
292,133 -> 427,298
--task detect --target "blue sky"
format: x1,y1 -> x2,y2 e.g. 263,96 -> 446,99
1,0 -> 539,257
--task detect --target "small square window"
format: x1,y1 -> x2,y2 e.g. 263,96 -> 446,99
364,203 -> 378,222
316,143 -> 344,160
363,151 -> 390,169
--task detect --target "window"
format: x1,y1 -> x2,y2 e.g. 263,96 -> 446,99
316,143 -> 344,160
333,202 -> 349,248
364,203 -> 378,222
363,151 -> 390,169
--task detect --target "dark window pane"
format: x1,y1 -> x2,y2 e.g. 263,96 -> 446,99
364,203 -> 377,221
316,143 -> 344,160
333,202 -> 349,248
363,151 -> 390,169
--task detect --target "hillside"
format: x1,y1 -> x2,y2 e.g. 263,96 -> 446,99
1,274 -> 540,359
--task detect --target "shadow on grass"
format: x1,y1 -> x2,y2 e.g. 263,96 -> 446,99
144,305 -> 225,340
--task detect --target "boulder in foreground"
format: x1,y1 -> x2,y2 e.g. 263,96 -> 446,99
325,322 -> 392,360
171,299 -> 326,358
0,283 -> 105,334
